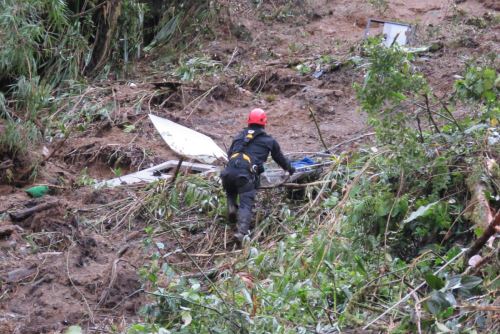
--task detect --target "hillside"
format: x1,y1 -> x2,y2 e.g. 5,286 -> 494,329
0,1 -> 498,333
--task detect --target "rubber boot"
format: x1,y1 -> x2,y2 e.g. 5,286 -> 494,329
235,189 -> 256,242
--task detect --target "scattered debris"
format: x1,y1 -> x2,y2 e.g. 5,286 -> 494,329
149,114 -> 227,164
468,255 -> 482,267
95,160 -> 218,188
0,224 -> 24,238
364,19 -> 412,47
260,159 -> 332,188
488,130 -> 499,146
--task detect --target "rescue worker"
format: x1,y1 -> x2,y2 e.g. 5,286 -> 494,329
221,108 -> 295,242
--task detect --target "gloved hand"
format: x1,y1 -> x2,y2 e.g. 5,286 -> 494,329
288,166 -> 296,176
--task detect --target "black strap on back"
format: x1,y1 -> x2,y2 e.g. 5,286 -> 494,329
228,129 -> 264,172
232,128 -> 264,157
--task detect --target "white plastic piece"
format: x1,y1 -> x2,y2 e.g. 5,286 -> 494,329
149,114 -> 227,164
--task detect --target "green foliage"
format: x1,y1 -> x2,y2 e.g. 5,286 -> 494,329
75,167 -> 96,187
0,0 -> 87,82
0,119 -> 39,159
111,0 -> 147,69
295,63 -> 312,75
144,1 -> 216,53
0,92 -> 7,118
425,274 -> 482,316
355,39 -> 427,147
64,325 -> 82,334
174,57 -> 222,81
455,65 -> 499,122
12,76 -> 53,121
455,66 -> 498,103
144,176 -> 226,222
256,0 -> 310,23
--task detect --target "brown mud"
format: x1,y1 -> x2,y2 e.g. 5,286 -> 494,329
0,0 -> 498,333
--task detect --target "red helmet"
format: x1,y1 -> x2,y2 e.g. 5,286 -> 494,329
247,108 -> 267,126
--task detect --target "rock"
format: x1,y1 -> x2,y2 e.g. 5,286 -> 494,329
5,267 -> 36,283
0,239 -> 17,251
429,41 -> 444,52
230,23 -> 252,41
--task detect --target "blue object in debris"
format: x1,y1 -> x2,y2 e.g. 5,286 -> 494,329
291,157 -> 316,171
313,70 -> 324,79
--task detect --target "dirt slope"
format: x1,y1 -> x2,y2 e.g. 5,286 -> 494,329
0,0 -> 498,333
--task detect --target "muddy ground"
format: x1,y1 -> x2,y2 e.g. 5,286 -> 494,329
0,0 -> 498,333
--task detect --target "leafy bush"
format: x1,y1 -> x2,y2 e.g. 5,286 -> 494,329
0,119 -> 39,159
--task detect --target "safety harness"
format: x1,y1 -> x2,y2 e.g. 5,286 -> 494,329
229,129 -> 263,173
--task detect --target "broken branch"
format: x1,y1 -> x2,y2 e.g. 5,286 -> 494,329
308,107 -> 329,152
9,201 -> 58,221
465,210 -> 500,263
260,179 -> 336,190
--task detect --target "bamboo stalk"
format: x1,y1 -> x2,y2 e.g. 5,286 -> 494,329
308,107 -> 329,152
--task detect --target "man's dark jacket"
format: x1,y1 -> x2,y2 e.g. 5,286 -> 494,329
226,125 -> 292,174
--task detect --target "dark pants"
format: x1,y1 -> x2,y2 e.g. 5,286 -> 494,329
220,166 -> 257,236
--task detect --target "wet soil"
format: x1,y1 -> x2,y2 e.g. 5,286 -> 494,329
0,0 -> 498,332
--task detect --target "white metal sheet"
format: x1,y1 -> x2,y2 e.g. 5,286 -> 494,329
95,160 -> 218,188
383,23 -> 410,47
149,114 -> 227,164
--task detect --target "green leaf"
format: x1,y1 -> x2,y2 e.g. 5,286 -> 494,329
242,288 -> 253,305
354,255 -> 368,276
435,322 -> 452,333
460,276 -> 482,290
443,292 -> 457,306
426,291 -> 451,315
403,201 -> 439,223
425,273 -> 445,290
181,310 -> 192,328
483,90 -> 496,102
474,227 -> 485,238
123,124 -> 136,133
483,68 -> 496,81
445,275 -> 462,290
64,326 -> 82,334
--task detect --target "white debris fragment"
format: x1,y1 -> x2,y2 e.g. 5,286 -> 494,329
468,255 -> 482,267
149,114 -> 227,164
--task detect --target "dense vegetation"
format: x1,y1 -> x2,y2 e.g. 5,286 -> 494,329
0,0 -> 216,183
127,40 -> 498,333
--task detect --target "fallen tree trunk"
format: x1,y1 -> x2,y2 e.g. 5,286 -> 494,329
466,175 -> 493,230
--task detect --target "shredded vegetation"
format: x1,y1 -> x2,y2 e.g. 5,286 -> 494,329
124,41 -> 499,333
